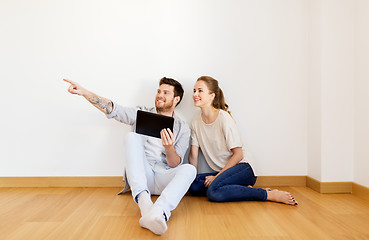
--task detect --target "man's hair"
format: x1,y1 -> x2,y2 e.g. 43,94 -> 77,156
159,77 -> 184,106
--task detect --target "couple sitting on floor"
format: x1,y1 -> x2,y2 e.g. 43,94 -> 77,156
64,76 -> 298,235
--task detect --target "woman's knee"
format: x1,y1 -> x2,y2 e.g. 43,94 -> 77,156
207,188 -> 225,202
189,177 -> 206,196
189,181 -> 203,195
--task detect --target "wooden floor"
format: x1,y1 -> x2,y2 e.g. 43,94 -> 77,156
1,187 -> 369,240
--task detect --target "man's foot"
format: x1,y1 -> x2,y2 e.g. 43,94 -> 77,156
137,191 -> 153,217
139,205 -> 167,235
266,190 -> 298,205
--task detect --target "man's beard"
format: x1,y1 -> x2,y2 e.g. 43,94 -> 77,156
155,98 -> 175,111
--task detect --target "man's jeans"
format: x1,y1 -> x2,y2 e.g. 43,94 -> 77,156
124,132 -> 196,219
189,163 -> 267,202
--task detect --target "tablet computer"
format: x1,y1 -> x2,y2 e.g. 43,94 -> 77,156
135,110 -> 174,138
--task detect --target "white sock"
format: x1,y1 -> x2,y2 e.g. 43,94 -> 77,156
137,191 -> 153,217
139,205 -> 167,235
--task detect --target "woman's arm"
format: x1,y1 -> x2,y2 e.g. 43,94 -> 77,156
204,147 -> 243,187
217,147 -> 243,175
189,145 -> 199,169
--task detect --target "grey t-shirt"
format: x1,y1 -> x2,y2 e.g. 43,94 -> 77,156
106,103 -> 190,166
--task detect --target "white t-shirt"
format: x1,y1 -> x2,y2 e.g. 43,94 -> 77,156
191,110 -> 248,172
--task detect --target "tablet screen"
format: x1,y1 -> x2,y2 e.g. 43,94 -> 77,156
135,110 -> 174,138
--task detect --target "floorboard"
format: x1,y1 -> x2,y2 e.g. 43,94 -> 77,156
1,187 -> 369,240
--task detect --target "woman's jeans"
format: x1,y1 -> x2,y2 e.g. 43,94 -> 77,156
189,163 -> 267,202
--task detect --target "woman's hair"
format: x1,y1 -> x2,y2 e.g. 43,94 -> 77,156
197,76 -> 230,114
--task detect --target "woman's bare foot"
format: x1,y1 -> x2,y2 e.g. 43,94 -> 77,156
266,190 -> 298,205
247,185 -> 272,192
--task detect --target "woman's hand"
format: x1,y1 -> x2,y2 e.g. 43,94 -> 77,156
204,175 -> 216,187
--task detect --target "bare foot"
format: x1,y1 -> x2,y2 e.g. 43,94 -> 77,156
266,190 -> 298,205
247,185 -> 272,192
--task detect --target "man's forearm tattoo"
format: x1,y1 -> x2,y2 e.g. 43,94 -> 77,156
88,96 -> 113,114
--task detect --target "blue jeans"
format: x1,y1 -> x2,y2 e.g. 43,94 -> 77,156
189,163 -> 267,202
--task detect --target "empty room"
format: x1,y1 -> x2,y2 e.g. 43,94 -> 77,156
1,0 -> 369,239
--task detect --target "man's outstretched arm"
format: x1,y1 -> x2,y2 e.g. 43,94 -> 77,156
63,79 -> 113,114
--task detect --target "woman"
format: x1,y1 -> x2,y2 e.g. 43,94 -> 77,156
188,76 -> 297,205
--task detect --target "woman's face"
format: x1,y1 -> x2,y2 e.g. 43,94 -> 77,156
193,80 -> 215,108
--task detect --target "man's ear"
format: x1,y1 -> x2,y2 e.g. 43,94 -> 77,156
174,96 -> 180,106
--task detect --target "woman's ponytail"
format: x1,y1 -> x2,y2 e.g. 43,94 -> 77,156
197,76 -> 231,115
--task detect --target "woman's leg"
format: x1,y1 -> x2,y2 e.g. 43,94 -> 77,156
207,163 -> 267,202
266,190 -> 297,205
189,172 -> 217,196
207,163 -> 297,205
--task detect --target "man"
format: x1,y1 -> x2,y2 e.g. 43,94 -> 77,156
64,77 -> 196,235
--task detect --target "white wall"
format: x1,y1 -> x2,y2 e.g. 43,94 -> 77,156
320,0 -> 354,182
308,0 -> 355,183
0,0 -> 308,177
308,0 -> 323,181
308,0 -> 369,186
0,0 -> 366,185
354,0 -> 369,188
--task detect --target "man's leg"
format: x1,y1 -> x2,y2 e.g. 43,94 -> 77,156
124,132 -> 155,216
139,163 -> 196,235
153,164 -> 197,220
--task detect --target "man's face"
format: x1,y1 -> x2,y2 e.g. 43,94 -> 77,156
155,84 -> 177,111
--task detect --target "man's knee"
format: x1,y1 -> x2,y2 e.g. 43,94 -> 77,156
125,132 -> 142,148
125,132 -> 140,141
178,164 -> 197,181
124,132 -> 145,165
